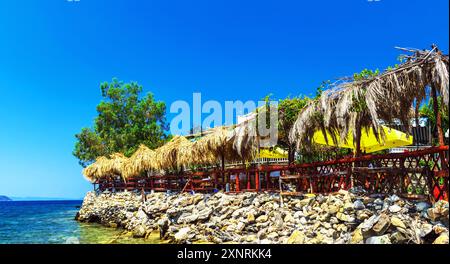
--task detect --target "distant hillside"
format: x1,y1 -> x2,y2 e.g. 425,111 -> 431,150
0,195 -> 12,201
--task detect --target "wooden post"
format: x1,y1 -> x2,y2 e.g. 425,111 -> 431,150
431,84 -> 445,146
255,170 -> 260,191
221,153 -> 225,185
246,172 -> 251,190
355,121 -> 362,157
235,173 -> 240,192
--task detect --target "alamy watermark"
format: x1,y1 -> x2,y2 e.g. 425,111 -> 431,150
170,93 -> 279,147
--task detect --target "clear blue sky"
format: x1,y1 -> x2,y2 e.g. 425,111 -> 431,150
0,0 -> 448,199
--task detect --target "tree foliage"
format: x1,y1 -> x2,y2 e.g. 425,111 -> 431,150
73,78 -> 169,167
419,96 -> 449,139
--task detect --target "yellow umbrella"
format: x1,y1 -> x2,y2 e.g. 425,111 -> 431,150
313,125 -> 413,153
258,147 -> 288,158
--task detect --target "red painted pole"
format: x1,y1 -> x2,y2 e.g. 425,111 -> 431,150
235,174 -> 240,192
246,172 -> 251,190
255,170 -> 259,191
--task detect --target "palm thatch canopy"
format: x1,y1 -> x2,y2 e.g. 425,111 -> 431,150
105,153 -> 129,180
154,136 -> 190,170
228,120 -> 259,162
82,156 -> 110,183
290,46 -> 449,152
123,144 -> 156,178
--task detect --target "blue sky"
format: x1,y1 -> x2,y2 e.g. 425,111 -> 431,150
0,0 -> 448,199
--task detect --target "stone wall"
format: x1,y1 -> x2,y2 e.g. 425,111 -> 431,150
76,190 -> 449,244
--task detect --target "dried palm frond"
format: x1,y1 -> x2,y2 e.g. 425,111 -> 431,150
123,144 -> 156,178
154,136 -> 189,171
82,156 -> 111,182
290,46 -> 449,152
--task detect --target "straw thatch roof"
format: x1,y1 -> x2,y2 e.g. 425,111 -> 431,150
228,121 -> 259,162
290,46 -> 449,151
123,144 -> 156,178
82,156 -> 110,182
154,136 -> 190,170
105,153 -> 129,180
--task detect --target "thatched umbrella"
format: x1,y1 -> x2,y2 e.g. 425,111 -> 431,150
105,153 -> 129,181
82,156 -> 110,183
123,144 -> 156,178
176,138 -> 196,168
154,136 -> 189,171
229,118 -> 260,162
290,46 -> 449,153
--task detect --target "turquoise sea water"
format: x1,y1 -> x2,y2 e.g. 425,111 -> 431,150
0,200 -> 153,244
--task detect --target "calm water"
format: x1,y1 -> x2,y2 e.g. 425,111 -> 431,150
0,200 -> 156,244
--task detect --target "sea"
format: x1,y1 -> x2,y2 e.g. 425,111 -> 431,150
0,200 -> 154,244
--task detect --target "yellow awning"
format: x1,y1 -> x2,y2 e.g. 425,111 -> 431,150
313,125 -> 413,153
258,147 -> 288,159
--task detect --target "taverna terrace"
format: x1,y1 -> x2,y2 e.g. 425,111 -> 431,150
82,46 -> 449,203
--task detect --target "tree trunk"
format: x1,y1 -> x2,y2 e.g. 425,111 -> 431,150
431,84 -> 444,146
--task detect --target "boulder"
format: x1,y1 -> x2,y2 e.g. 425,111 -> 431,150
174,227 -> 191,241
351,229 -> 364,244
366,235 -> 391,244
372,214 -> 390,235
390,216 -> 406,229
433,233 -> 449,244
256,215 -> 268,223
388,204 -> 402,213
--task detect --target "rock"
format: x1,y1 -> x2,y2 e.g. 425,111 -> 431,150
391,217 -> 406,229
427,208 -> 439,221
299,217 -> 307,225
132,225 -> 147,238
197,208 -> 212,221
136,209 -> 148,221
390,231 -> 407,244
372,214 -> 390,235
366,235 -> 391,244
389,204 -> 402,213
284,213 -> 294,223
433,225 -> 447,235
327,205 -> 339,214
76,189 -> 449,245
174,227 -> 191,241
267,232 -> 279,240
236,221 -> 246,232
177,213 -> 198,224
419,223 -> 433,237
360,215 -> 380,232
293,211 -> 304,218
247,213 -> 255,223
351,229 -> 364,244
415,202 -> 430,212
336,212 -> 355,223
256,215 -> 268,223
343,202 -> 354,211
433,233 -> 449,244
353,200 -> 365,210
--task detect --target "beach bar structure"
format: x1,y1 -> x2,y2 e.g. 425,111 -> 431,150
83,46 -> 449,203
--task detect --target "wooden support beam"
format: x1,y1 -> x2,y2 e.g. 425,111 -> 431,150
431,84 -> 445,146
255,171 -> 260,191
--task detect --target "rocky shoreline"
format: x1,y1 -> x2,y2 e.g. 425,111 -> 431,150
76,190 -> 449,244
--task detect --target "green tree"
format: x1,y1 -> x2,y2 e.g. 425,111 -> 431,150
278,95 -> 311,164
73,78 -> 169,167
419,96 -> 449,144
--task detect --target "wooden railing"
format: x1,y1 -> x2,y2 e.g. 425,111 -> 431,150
95,146 -> 449,201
